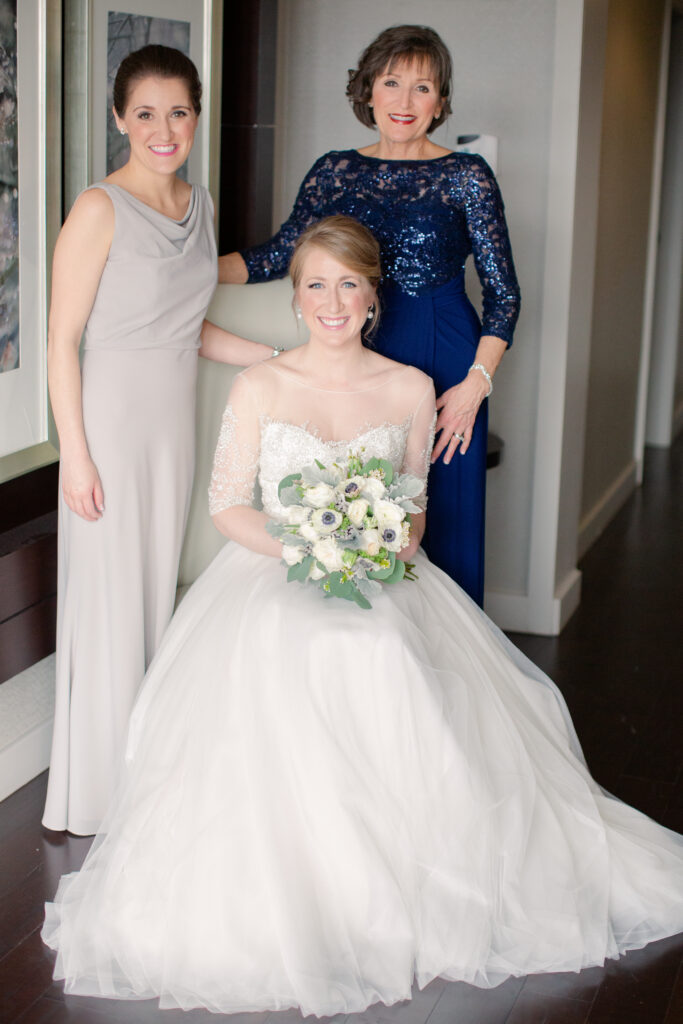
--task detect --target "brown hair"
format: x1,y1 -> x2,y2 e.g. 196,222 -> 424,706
289,216 -> 382,338
113,45 -> 202,116
346,25 -> 452,134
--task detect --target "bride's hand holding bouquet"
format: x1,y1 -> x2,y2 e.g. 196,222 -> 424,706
267,451 -> 424,609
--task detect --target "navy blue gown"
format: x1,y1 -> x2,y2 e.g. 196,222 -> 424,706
241,150 -> 520,605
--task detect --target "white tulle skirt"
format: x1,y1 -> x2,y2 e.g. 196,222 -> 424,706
42,544 -> 683,1017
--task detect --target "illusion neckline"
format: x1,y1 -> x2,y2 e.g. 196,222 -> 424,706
265,362 -> 411,394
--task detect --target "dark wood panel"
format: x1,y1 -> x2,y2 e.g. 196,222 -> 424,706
0,464 -> 58,535
219,124 -> 275,250
221,0 -> 277,126
0,596 -> 57,685
0,534 -> 58,623
218,0 -> 278,253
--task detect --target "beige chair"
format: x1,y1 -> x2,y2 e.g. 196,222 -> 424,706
177,278 -> 305,591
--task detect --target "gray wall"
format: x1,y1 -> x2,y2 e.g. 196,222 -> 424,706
273,0 -> 557,596
581,0 -> 666,520
647,10 -> 683,446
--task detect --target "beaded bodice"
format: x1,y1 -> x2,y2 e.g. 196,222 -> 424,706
241,150 -> 520,344
208,362 -> 436,519
258,419 -> 412,521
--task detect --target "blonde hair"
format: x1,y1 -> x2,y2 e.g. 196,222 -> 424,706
289,216 -> 381,337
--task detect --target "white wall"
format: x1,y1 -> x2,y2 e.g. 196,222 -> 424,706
273,0 -> 556,603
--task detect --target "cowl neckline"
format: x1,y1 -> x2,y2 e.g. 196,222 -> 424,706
102,182 -> 198,239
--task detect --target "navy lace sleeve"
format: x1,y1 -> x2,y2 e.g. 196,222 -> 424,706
240,149 -> 521,345
240,156 -> 329,281
459,157 -> 520,344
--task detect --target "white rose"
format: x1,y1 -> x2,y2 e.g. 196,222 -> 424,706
309,563 -> 326,581
303,482 -> 336,508
311,507 -> 343,534
361,528 -> 381,556
282,544 -> 306,566
299,521 -> 320,543
346,498 -> 369,527
361,476 -> 386,504
312,537 -> 345,573
284,505 -> 311,525
373,499 -> 405,526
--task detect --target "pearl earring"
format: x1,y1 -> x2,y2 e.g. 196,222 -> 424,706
367,306 -> 375,320
295,306 -> 302,319
119,128 -> 127,136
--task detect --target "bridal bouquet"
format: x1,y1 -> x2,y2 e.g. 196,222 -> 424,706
266,453 -> 424,609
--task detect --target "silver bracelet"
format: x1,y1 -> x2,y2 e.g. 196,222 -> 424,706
469,362 -> 493,397
272,346 -> 285,358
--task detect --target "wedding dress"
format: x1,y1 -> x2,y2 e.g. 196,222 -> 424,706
42,361 -> 683,1017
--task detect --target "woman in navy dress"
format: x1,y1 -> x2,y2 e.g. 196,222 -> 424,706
219,25 -> 520,606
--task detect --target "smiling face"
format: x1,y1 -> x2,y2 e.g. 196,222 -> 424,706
296,247 -> 376,349
113,75 -> 197,176
369,59 -> 442,148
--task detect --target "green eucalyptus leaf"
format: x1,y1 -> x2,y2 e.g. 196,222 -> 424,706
382,558 -> 406,585
351,588 -> 372,610
279,485 -> 304,507
367,551 -> 396,581
265,522 -> 286,538
287,555 -> 313,583
377,459 -> 394,485
278,473 -> 302,500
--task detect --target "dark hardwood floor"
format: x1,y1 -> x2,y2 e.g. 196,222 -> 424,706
1,437 -> 682,1024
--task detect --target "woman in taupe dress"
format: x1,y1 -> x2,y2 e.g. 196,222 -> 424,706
43,46 -> 271,836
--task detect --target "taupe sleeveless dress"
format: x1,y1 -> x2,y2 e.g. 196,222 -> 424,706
43,183 -> 217,835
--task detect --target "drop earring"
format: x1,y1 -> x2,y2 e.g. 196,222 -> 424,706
295,306 -> 302,319
366,306 -> 375,321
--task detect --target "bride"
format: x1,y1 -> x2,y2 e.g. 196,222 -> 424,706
43,216 -> 683,1017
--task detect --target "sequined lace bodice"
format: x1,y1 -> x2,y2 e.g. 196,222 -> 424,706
258,419 -> 411,521
240,150 -> 520,344
208,363 -> 436,520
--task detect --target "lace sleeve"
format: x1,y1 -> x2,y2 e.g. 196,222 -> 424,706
401,380 -> 437,510
462,157 -> 521,345
208,374 -> 261,516
239,155 -> 330,282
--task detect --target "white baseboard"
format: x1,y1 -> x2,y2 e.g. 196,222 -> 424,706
0,654 -> 55,803
578,460 -> 637,560
0,718 -> 53,803
553,567 -> 582,631
484,590 -> 536,633
484,568 -> 582,636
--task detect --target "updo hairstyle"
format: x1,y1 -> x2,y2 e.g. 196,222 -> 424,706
346,25 -> 452,134
113,44 -> 202,117
289,216 -> 382,338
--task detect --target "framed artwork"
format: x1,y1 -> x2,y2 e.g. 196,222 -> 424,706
90,0 -> 212,190
0,0 -> 56,467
